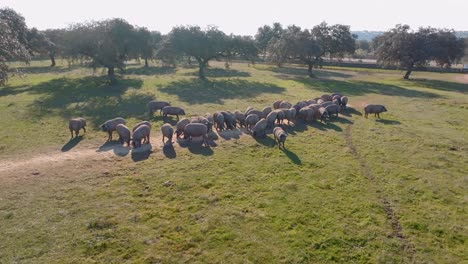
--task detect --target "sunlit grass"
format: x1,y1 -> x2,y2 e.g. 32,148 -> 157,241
0,60 -> 466,263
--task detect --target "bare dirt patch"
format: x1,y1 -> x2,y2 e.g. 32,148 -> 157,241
0,135 -> 166,184
454,74 -> 468,84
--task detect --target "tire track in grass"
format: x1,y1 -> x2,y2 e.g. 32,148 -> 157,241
344,124 -> 415,258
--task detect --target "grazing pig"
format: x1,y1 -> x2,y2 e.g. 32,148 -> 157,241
161,106 -> 185,120
221,111 -> 236,130
101,117 -> 126,141
132,121 -> 151,132
148,100 -> 170,115
175,118 -> 190,138
340,96 -> 349,110
245,114 -> 260,130
298,107 -> 314,121
213,112 -> 225,131
273,127 -> 288,149
266,111 -> 278,129
321,94 -> 333,102
364,104 -> 387,118
318,107 -> 329,123
326,104 -> 340,118
115,124 -> 131,146
191,116 -> 213,132
279,101 -> 292,109
252,118 -> 268,138
132,125 -> 150,148
262,107 -> 272,117
68,118 -> 86,138
234,111 -> 246,128
161,123 -> 174,144
183,123 -> 208,146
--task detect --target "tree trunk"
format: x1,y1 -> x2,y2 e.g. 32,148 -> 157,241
108,67 -> 116,83
403,64 -> 413,79
198,62 -> 206,79
307,63 -> 313,77
49,54 -> 56,67
403,70 -> 412,79
144,58 -> 149,68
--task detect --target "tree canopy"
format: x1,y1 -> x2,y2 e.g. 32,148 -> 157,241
255,22 -> 283,56
167,26 -> 260,78
373,25 -> 465,79
27,27 -> 56,66
0,8 -> 30,85
266,22 -> 356,76
64,19 -> 137,82
133,28 -> 162,67
168,25 -> 228,79
1,5 -> 466,84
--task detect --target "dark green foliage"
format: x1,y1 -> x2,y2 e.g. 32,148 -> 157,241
64,19 -> 137,82
266,22 -> 356,76
133,28 -> 162,67
255,23 -> 283,56
168,26 -> 229,79
158,78 -> 284,104
27,28 -> 56,66
166,26 -> 258,78
28,76 -> 148,126
154,35 -> 179,67
373,25 -> 465,79
266,25 -> 300,67
0,8 -> 30,85
224,35 -> 259,67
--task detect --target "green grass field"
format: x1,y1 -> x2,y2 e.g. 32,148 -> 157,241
0,60 -> 467,263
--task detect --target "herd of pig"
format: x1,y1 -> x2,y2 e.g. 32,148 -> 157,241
68,93 -> 388,150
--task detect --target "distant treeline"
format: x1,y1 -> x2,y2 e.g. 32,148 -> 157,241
1,6 -> 466,85
353,31 -> 468,41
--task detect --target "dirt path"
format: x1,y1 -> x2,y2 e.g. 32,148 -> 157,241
0,131 -> 226,183
344,124 -> 415,258
454,74 -> 468,84
0,148 -> 109,174
0,135 -> 168,183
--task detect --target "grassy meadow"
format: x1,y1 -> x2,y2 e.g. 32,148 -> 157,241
0,60 -> 467,263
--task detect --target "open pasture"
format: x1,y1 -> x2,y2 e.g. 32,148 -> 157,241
0,61 -> 467,263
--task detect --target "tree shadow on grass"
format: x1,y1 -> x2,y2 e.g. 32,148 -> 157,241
268,66 -> 353,79
125,66 -> 176,76
376,119 -> 401,125
158,78 -> 285,104
27,76 -> 152,127
61,136 -> 84,152
0,85 -> 33,97
407,78 -> 468,93
295,78 -> 441,98
184,68 -> 251,78
281,148 -> 302,165
15,65 -> 81,74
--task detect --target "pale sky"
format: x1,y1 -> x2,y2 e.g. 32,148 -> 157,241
1,0 -> 467,35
